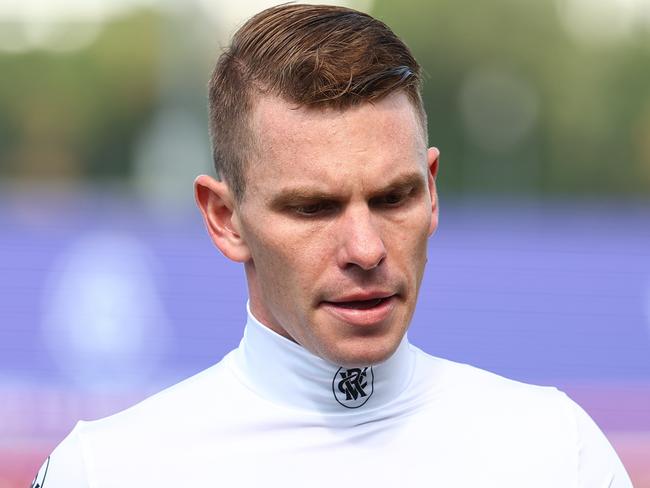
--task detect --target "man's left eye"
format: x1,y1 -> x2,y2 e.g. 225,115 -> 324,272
376,192 -> 407,206
384,193 -> 403,204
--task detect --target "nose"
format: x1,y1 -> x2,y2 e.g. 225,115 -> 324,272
336,205 -> 387,271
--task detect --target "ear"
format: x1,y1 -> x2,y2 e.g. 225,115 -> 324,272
426,147 -> 440,237
194,174 -> 251,262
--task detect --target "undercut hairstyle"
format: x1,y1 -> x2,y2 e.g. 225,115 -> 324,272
208,3 -> 425,202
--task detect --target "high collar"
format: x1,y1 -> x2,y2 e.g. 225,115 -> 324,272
231,303 -> 416,415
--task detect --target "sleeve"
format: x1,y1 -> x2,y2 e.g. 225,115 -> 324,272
566,397 -> 634,488
29,422 -> 90,488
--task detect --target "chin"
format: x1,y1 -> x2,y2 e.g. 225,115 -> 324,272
321,332 -> 404,368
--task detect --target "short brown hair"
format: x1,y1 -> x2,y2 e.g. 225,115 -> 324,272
208,3 -> 425,202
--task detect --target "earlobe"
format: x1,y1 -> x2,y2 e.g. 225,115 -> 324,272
194,175 -> 251,262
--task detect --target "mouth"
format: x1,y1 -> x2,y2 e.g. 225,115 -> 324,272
329,297 -> 390,309
320,294 -> 397,326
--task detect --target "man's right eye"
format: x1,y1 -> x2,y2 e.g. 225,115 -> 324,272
292,202 -> 333,216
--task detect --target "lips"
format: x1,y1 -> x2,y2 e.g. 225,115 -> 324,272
320,293 -> 397,326
333,298 -> 386,309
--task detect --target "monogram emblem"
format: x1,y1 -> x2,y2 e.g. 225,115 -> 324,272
332,366 -> 374,408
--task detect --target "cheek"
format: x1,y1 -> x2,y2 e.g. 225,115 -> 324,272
248,222 -> 331,289
384,209 -> 431,257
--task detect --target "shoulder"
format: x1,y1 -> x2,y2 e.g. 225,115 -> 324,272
409,347 -> 632,487
432,356 -> 577,437
38,352 -> 247,486
30,426 -> 90,488
411,345 -> 566,409
81,352 -> 239,437
65,351 -> 250,460
410,348 -> 576,448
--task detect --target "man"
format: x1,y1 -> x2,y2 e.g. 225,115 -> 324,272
34,4 -> 632,487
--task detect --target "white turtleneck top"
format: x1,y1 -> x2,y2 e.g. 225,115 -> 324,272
36,308 -> 632,487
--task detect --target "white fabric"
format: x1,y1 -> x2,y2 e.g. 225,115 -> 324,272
38,308 -> 632,487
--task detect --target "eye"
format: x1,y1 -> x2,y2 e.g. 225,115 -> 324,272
373,189 -> 411,207
292,202 -> 335,217
383,192 -> 405,204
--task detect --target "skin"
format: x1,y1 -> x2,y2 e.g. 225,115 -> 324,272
195,91 -> 439,367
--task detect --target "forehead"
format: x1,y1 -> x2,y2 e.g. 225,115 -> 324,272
246,92 -> 427,194
251,92 -> 424,149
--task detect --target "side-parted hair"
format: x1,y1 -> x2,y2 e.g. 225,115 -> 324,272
208,3 -> 425,202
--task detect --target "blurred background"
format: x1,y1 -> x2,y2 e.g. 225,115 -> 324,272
0,0 -> 649,486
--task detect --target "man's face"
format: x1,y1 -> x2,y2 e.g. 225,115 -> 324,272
232,92 -> 438,367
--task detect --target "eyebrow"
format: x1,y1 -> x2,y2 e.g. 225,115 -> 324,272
368,172 -> 425,199
269,171 -> 425,209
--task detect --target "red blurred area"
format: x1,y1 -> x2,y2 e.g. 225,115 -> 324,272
1,445 -> 51,488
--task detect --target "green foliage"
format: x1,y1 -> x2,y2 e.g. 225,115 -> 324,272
373,0 -> 650,196
0,9 -> 161,180
1,2 -> 649,196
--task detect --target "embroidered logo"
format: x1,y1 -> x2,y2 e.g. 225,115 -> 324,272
31,456 -> 50,488
332,366 -> 374,408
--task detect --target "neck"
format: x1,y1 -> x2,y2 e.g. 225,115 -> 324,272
232,303 -> 416,415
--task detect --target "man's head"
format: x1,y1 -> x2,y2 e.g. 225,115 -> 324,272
206,3 -> 427,202
196,4 -> 439,367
